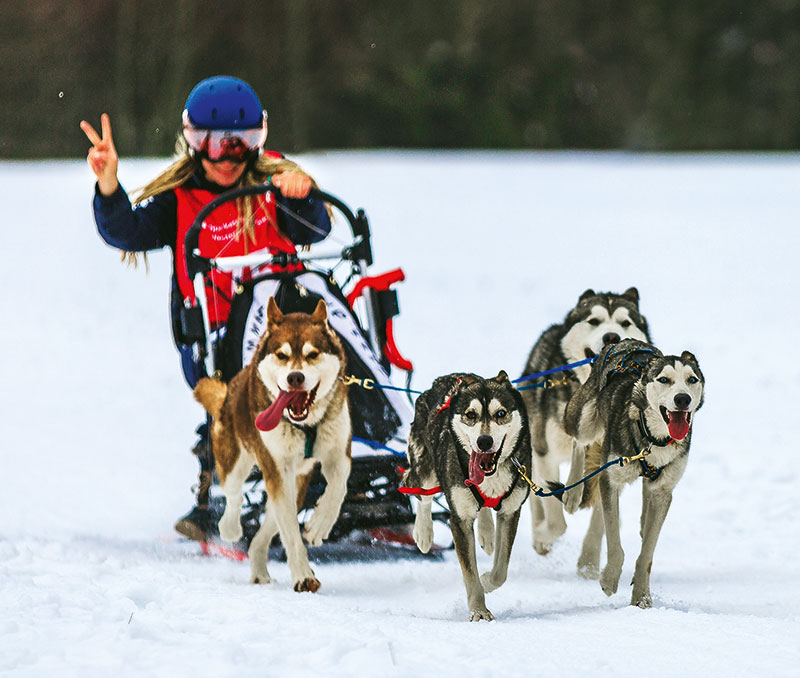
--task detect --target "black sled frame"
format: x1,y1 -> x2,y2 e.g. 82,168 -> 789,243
182,184 -> 448,548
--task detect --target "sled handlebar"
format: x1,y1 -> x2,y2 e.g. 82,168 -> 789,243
184,184 -> 373,279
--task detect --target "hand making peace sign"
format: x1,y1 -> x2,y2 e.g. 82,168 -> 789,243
80,113 -> 119,197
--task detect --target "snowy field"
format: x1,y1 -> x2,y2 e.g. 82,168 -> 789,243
2,152 -> 799,677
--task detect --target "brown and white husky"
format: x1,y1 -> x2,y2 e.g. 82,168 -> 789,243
194,297 -> 351,592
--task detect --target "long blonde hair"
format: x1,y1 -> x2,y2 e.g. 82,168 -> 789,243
123,137 -> 308,267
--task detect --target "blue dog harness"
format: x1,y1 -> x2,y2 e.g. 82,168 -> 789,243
598,342 -> 657,390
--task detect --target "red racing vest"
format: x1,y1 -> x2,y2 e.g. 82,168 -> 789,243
175,184 -> 297,327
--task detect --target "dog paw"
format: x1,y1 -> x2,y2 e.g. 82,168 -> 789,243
600,566 -> 621,596
294,576 -> 321,593
480,572 -> 502,594
577,562 -> 600,580
477,525 -> 494,556
219,515 -> 243,543
478,534 -> 494,556
577,549 -> 601,579
303,515 -> 333,546
532,522 -> 566,555
563,487 -> 582,514
303,522 -> 330,547
303,508 -> 337,546
413,519 -> 434,554
468,608 -> 495,622
631,581 -> 653,608
249,556 -> 272,584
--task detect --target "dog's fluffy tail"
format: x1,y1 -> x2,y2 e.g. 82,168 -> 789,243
578,441 -> 604,509
194,378 -> 227,419
547,480 -> 567,502
545,478 -> 597,508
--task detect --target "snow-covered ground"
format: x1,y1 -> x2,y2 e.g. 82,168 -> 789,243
2,152 -> 799,677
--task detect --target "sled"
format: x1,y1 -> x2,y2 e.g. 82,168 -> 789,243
181,184 -> 450,552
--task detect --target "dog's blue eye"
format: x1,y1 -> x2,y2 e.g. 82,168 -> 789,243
495,410 -> 507,419
657,377 -> 670,384
687,376 -> 698,384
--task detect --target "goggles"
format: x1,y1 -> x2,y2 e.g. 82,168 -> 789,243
182,110 -> 267,162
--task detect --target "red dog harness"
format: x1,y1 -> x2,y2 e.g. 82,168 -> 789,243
399,375 -> 520,510
399,480 -> 515,511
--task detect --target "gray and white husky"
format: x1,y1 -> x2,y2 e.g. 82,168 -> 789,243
520,288 -> 650,555
404,372 -> 531,621
562,339 -> 705,607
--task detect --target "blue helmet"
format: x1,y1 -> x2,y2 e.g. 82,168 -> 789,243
183,76 -> 266,130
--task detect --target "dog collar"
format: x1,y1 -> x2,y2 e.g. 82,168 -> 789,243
637,410 -> 674,448
289,423 -> 317,458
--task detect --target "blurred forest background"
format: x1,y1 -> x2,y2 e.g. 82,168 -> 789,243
3,0 -> 800,158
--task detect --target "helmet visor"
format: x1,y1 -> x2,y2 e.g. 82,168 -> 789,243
182,111 -> 267,162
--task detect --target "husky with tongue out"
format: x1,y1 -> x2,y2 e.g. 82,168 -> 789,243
193,297 -> 350,593
403,371 -> 532,621
562,338 -> 705,607
520,288 -> 650,557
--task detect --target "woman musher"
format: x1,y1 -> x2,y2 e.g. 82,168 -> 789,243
82,76 -> 337,540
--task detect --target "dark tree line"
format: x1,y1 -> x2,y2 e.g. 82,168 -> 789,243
3,0 -> 800,159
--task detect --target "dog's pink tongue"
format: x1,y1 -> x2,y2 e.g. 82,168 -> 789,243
467,452 -> 492,486
255,390 -> 304,432
667,411 -> 690,440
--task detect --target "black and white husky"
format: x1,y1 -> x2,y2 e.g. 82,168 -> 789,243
563,339 -> 705,607
520,288 -> 650,555
404,372 -> 531,621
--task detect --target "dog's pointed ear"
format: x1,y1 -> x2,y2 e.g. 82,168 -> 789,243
623,287 -> 640,305
310,299 -> 328,324
493,370 -> 509,383
267,296 -> 283,325
578,289 -> 596,304
681,350 -> 697,365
